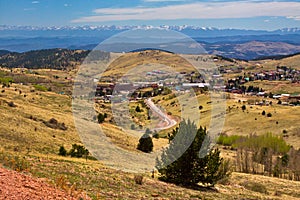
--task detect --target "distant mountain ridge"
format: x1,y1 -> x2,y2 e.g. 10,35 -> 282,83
1,25 -> 300,60
1,25 -> 300,34
0,48 -> 299,70
1,25 -> 300,41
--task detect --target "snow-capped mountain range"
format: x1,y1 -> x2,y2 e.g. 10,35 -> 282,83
0,25 -> 300,60
1,25 -> 300,35
1,25 -> 300,32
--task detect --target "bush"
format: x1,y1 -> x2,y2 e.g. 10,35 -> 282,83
58,146 -> 67,156
130,124 -> 136,130
241,105 -> 246,111
97,113 -> 107,123
153,131 -> 159,139
262,110 -> 266,115
68,144 -> 89,158
135,105 -> 142,112
134,175 -> 144,185
33,84 -> 48,92
283,130 -> 288,134
156,120 -> 228,187
0,77 -> 13,85
267,113 -> 272,117
137,131 -> 153,153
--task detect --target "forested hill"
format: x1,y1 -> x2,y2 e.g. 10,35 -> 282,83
0,49 -> 92,70
0,50 -> 11,56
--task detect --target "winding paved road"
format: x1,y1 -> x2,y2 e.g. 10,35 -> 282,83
145,98 -> 177,131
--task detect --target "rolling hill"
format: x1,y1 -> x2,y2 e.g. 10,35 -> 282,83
0,49 -> 300,199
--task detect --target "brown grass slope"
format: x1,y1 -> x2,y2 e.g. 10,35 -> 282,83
0,83 -> 299,199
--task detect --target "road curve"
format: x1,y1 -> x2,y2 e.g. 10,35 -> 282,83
145,98 -> 177,131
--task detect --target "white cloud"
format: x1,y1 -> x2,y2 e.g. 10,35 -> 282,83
287,16 -> 300,21
31,1 -> 39,4
24,8 -> 35,11
72,2 -> 300,23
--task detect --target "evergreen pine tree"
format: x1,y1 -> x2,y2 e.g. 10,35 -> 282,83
156,120 -> 228,187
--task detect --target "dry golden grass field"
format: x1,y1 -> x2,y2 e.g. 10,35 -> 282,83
0,51 -> 300,199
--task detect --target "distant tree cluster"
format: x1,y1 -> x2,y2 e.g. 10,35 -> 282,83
218,133 -> 300,181
0,49 -> 97,70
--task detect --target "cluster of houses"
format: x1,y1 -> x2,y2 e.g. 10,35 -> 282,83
245,66 -> 300,82
92,64 -> 300,106
94,80 -> 212,102
274,93 -> 300,106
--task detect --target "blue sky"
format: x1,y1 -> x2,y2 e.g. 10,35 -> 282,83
0,0 -> 300,30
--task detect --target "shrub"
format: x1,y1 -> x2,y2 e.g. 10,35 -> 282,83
277,100 -> 282,104
268,93 -> 273,98
241,105 -> 246,111
33,84 -> 48,92
130,124 -> 136,130
262,110 -> 266,115
0,77 -> 13,85
137,132 -> 153,153
68,144 -> 89,158
153,131 -> 159,139
135,105 -> 142,112
267,113 -> 272,117
134,175 -> 144,185
97,113 -> 107,123
199,105 -> 203,110
58,146 -> 67,156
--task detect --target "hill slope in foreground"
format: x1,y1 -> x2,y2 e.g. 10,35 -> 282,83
0,81 -> 299,199
0,51 -> 300,199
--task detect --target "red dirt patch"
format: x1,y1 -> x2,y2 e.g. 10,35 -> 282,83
0,166 -> 90,200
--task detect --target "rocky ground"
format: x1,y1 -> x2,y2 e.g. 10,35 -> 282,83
0,166 -> 90,200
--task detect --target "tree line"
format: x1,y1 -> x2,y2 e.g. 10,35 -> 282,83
218,133 -> 300,181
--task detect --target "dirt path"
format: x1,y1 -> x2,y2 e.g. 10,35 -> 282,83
0,166 -> 90,200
